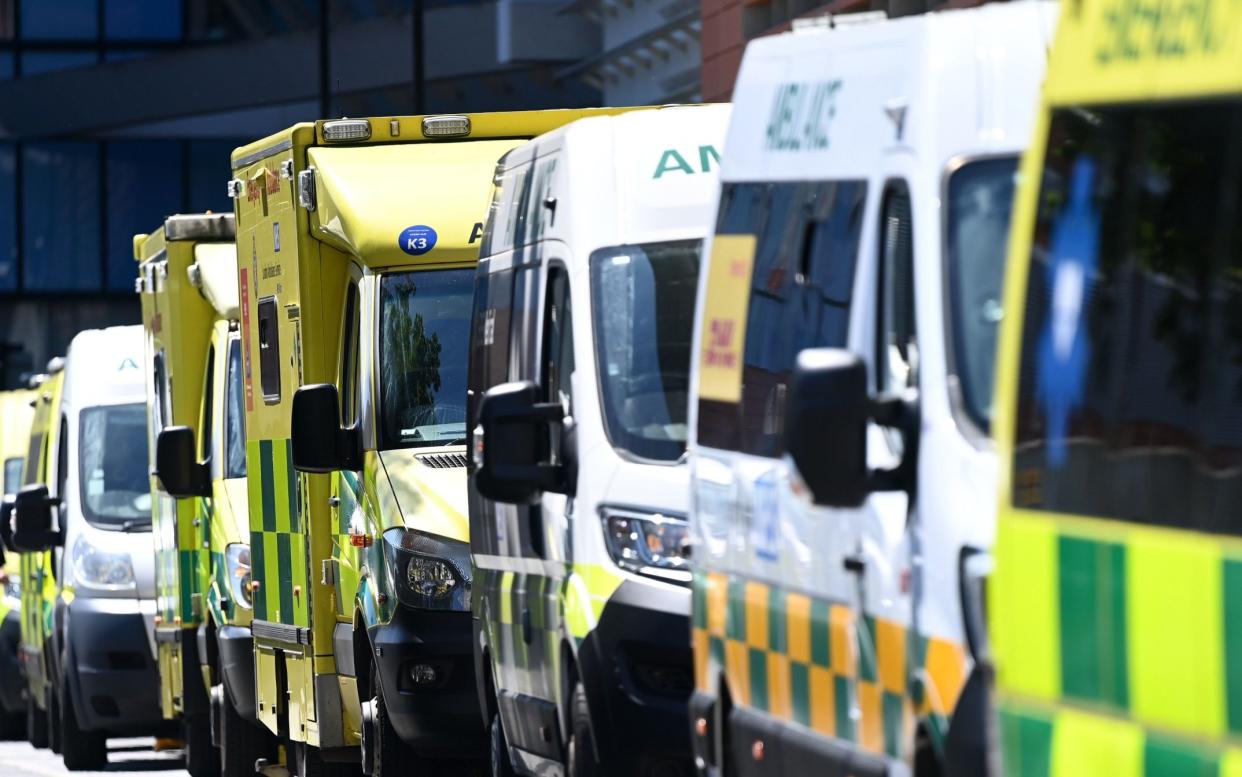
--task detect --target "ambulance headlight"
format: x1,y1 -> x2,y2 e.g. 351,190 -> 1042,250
382,528 -> 471,611
73,538 -> 135,591
226,543 -> 253,609
601,509 -> 691,584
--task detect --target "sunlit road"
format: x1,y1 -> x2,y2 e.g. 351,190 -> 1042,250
0,737 -> 188,776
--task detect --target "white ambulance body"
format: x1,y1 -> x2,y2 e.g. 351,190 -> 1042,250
687,5 -> 1055,774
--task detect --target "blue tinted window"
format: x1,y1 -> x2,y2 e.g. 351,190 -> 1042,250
104,50 -> 152,63
21,0 -> 97,39
0,144 -> 15,291
0,54 -> 12,79
106,141 -> 182,291
21,52 -> 96,75
188,140 -> 239,214
23,142 -> 101,291
106,0 -> 181,40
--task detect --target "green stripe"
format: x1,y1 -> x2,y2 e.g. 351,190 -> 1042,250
998,707 -> 1052,777
1143,734 -> 1216,777
178,550 -> 194,620
790,661 -> 810,727
692,572 -> 707,630
810,598 -> 830,667
1223,559 -> 1242,734
833,675 -> 853,742
882,690 -> 903,758
284,439 -> 299,532
1058,536 -> 1128,708
259,439 -> 276,533
767,585 -> 786,655
726,577 -> 746,641
858,614 -> 877,683
748,647 -> 767,712
277,532 -> 293,625
250,529 -> 267,621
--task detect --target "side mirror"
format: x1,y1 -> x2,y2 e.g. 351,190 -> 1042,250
291,384 -> 361,473
0,495 -> 14,551
156,426 -> 211,499
784,349 -> 871,507
12,484 -> 60,552
473,381 -> 568,504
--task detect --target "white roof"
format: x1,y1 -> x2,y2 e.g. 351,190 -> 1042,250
722,0 -> 1057,183
501,104 -> 732,255
62,325 -> 145,410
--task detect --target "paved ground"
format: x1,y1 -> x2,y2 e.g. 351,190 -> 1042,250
0,737 -> 188,777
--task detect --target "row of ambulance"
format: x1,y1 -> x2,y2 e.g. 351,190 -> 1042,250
0,0 -> 1234,772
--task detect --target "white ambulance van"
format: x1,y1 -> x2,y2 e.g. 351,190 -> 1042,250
686,4 -> 1055,775
14,325 -> 164,770
469,104 -> 728,777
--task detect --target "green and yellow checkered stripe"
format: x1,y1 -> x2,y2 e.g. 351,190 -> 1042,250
993,513 -> 1242,775
692,571 -> 969,759
247,437 -> 308,627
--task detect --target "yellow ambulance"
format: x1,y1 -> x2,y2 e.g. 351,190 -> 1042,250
230,108 -> 627,775
13,361 -> 63,751
0,387 -> 35,736
137,213 -> 275,777
988,0 -> 1242,772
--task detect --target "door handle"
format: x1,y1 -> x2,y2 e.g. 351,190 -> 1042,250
328,496 -> 340,508
843,554 -> 865,575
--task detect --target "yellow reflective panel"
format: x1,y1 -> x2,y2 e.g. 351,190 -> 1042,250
1051,708 -> 1143,777
308,139 -> 524,268
991,513 -> 1060,702
1126,527 -> 1225,738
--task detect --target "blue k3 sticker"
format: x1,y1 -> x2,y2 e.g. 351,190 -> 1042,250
399,225 -> 437,256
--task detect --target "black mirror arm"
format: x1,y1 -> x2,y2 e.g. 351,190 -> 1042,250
865,390 -> 921,498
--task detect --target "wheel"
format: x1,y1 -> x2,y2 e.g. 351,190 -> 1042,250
46,683 -> 62,755
565,683 -> 597,777
489,713 -> 516,777
0,710 -> 24,741
25,696 -> 47,749
183,712 -> 219,777
217,683 -> 274,777
59,681 -> 107,771
365,662 -> 416,777
294,740 -> 363,777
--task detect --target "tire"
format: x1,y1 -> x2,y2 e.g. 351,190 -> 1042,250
46,683 -> 62,755
565,683 -> 597,777
183,713 -> 219,777
218,683 -> 274,777
0,710 -> 24,741
489,713 -> 516,777
59,681 -> 106,771
25,696 -> 47,749
367,662 -> 416,777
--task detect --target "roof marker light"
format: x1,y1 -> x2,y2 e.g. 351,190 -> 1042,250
422,115 -> 471,138
323,119 -> 372,143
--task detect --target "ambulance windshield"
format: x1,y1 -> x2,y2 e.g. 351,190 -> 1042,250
79,402 -> 151,529
947,156 -> 1018,433
591,239 -> 701,462
379,268 -> 474,449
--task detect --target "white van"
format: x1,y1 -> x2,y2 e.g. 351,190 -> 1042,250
469,104 -> 729,777
13,325 -> 164,770
686,4 -> 1054,775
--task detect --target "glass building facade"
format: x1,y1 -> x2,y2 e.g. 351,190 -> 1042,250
0,0 -> 601,386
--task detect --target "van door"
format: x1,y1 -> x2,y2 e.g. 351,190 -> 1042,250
331,277 -> 362,619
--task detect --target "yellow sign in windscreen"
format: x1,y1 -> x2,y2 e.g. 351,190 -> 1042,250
698,234 -> 756,404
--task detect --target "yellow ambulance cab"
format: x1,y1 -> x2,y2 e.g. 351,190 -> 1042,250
989,0 -> 1242,772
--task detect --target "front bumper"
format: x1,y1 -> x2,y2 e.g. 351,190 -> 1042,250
64,597 -> 164,734
578,578 -> 695,777
216,624 -> 258,722
369,606 -> 484,758
0,610 -> 24,714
